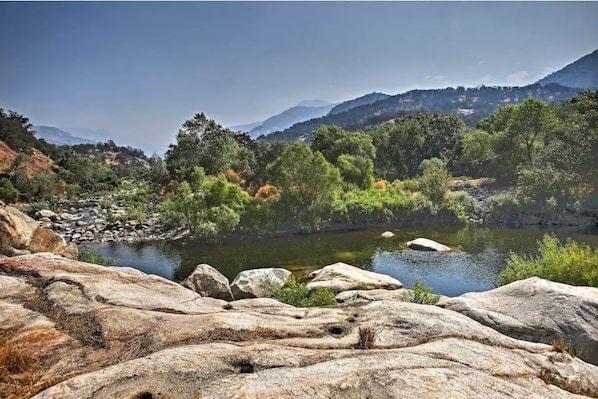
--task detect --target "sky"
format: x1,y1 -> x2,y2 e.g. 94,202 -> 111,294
1,2 -> 597,154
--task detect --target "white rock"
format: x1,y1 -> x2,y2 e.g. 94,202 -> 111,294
307,262 -> 403,292
230,268 -> 292,299
406,238 -> 450,252
381,231 -> 395,238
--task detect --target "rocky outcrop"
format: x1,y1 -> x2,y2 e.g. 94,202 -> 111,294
0,201 -> 77,259
406,237 -> 451,251
181,264 -> 234,301
1,254 -> 597,399
438,277 -> 598,366
230,268 -> 292,299
306,262 -> 403,292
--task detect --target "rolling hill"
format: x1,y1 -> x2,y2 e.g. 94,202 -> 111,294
537,49 -> 598,90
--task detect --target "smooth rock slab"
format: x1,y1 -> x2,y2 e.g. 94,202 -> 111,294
306,262 -> 403,293
438,277 -> 598,366
181,264 -> 233,301
406,237 -> 450,251
230,268 -> 292,299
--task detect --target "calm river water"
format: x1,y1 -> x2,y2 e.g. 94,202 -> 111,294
88,225 -> 598,297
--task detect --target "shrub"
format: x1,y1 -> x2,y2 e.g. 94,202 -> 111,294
418,158 -> 452,205
486,192 -> 521,222
0,178 -> 18,204
402,279 -> 440,304
374,180 -> 387,190
272,277 -> 337,307
78,248 -> 115,266
497,234 -> 598,287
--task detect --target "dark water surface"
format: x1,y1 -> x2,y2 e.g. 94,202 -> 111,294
88,226 -> 598,297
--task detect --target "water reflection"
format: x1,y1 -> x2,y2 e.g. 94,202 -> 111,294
87,225 -> 598,296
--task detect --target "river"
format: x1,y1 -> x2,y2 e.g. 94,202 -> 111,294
87,225 -> 598,297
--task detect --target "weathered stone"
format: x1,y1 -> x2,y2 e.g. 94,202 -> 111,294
0,254 -> 597,399
181,264 -> 233,301
381,231 -> 395,238
0,202 -> 76,258
406,237 -> 451,251
35,209 -> 58,220
336,288 -> 407,304
438,277 -> 598,366
230,268 -> 292,299
307,262 -> 403,293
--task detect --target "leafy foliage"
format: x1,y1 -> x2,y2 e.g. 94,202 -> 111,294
159,167 -> 250,242
402,279 -> 441,304
78,248 -> 115,266
268,143 -> 342,231
498,234 -> 598,287
0,178 -> 18,204
272,277 -> 336,307
418,158 -> 453,205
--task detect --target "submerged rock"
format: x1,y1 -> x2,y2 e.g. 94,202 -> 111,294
181,264 -> 234,301
230,268 -> 292,299
438,277 -> 598,366
406,237 -> 450,252
306,262 -> 403,292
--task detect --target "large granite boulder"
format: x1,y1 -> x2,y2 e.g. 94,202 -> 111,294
406,237 -> 450,251
0,201 -> 77,259
306,262 -> 403,292
181,264 -> 233,301
438,277 -> 598,366
1,254 -> 597,399
230,268 -> 292,299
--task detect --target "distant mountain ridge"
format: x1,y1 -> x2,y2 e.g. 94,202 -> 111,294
329,92 -> 390,115
247,104 -> 336,138
537,49 -> 598,90
264,83 -> 580,142
263,49 -> 598,142
34,126 -> 95,146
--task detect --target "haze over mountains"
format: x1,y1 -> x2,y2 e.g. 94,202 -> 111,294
35,48 -> 598,151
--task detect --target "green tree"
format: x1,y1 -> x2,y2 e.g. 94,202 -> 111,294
337,154 -> 374,190
0,178 -> 18,203
267,143 -> 342,231
165,113 -> 241,180
159,167 -> 250,242
418,158 -> 452,205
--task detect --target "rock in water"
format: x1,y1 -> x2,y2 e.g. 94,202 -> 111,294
406,237 -> 450,252
381,231 -> 395,238
306,262 -> 403,292
230,268 -> 292,299
181,264 -> 234,301
438,277 -> 598,366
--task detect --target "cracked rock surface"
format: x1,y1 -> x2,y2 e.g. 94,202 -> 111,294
1,253 -> 597,399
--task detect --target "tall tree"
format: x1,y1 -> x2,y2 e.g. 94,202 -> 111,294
267,143 -> 342,231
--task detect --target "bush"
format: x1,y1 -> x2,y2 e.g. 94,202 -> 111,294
486,192 -> 521,222
0,178 -> 18,203
418,158 -> 452,205
497,234 -> 598,287
78,248 -> 115,266
272,277 -> 337,307
402,279 -> 440,304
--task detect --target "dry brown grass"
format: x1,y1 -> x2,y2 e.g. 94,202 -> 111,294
356,325 -> 376,349
0,332 -> 40,399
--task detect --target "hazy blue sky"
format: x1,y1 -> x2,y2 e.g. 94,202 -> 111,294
1,2 -> 597,154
